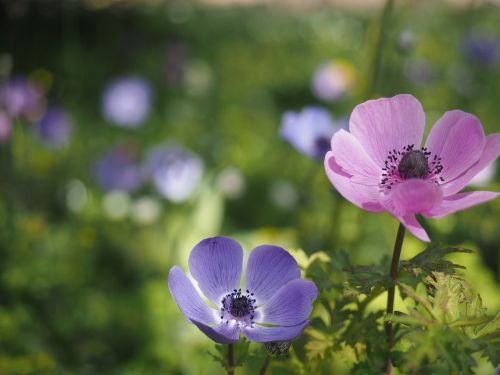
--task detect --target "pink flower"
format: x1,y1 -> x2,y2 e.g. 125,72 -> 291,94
324,94 -> 500,242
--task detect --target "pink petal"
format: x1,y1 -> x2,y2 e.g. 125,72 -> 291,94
399,213 -> 430,242
324,151 -> 384,213
386,179 -> 442,216
330,129 -> 381,185
441,134 -> 500,196
425,110 -> 486,183
349,94 -> 425,166
424,191 -> 499,218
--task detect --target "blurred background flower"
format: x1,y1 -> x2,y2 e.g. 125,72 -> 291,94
34,106 -> 72,148
0,110 -> 12,142
0,76 -> 45,120
101,76 -> 153,128
280,106 -> 345,161
145,144 -> 204,203
311,59 -> 355,102
462,31 -> 500,67
94,143 -> 143,192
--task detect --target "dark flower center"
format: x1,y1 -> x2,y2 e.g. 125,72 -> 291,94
380,144 -> 444,192
230,296 -> 251,317
220,289 -> 256,326
398,150 -> 429,179
313,136 -> 331,160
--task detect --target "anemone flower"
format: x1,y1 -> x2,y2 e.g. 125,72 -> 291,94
145,144 -> 203,203
311,60 -> 355,102
101,76 -> 152,128
462,31 -> 500,67
280,106 -> 346,161
168,236 -> 317,344
324,94 -> 500,242
35,106 -> 72,148
94,144 -> 143,193
0,77 -> 44,119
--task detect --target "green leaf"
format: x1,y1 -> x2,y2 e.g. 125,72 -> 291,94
400,244 -> 472,278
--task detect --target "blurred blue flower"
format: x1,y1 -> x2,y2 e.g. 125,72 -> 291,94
94,144 -> 143,193
35,106 -> 72,148
0,110 -> 12,142
462,32 -> 500,67
280,107 -> 344,161
145,144 -> 203,203
0,77 -> 44,119
101,76 -> 152,128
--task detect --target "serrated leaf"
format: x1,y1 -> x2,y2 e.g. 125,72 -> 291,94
400,244 -> 472,278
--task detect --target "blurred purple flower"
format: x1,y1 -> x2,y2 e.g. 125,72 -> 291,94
94,144 -> 143,192
168,236 -> 317,343
34,106 -> 72,148
311,60 -> 355,102
101,76 -> 152,128
280,107 -> 345,161
462,32 -> 500,67
0,111 -> 12,142
145,144 -> 203,203
0,77 -> 44,119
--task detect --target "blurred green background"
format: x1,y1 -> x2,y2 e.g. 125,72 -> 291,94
0,0 -> 499,374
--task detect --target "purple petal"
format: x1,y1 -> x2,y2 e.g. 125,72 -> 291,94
324,151 -> 384,213
425,110 -> 486,184
244,245 -> 301,305
349,94 -> 425,166
242,321 -> 309,343
192,320 -> 241,344
441,134 -> 500,195
188,237 -> 243,305
168,266 -> 217,325
424,191 -> 499,218
256,279 -> 317,326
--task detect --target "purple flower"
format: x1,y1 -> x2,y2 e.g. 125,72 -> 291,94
462,32 -> 500,67
34,106 -> 72,148
168,237 -> 317,343
324,94 -> 500,242
145,144 -> 203,203
94,144 -> 143,193
101,76 -> 152,128
280,107 -> 345,161
0,77 -> 44,119
0,111 -> 12,142
311,60 -> 355,102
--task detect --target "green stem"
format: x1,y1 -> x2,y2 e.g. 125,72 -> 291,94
258,354 -> 271,375
227,344 -> 234,375
384,223 -> 405,375
365,0 -> 395,99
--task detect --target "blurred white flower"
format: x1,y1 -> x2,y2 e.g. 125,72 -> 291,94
311,60 -> 355,102
130,196 -> 162,225
215,167 -> 246,199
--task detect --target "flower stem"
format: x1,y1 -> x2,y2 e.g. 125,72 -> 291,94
385,223 -> 405,375
227,344 -> 235,375
365,0 -> 395,99
258,354 -> 271,375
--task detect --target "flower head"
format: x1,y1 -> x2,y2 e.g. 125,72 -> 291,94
34,106 -> 72,148
168,237 -> 317,343
324,94 -> 500,242
145,144 -> 203,203
311,60 -> 355,102
101,76 -> 152,128
462,31 -> 500,67
0,77 -> 44,120
280,106 -> 345,161
94,144 -> 143,193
